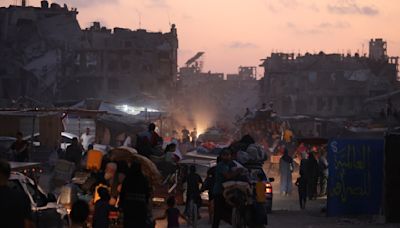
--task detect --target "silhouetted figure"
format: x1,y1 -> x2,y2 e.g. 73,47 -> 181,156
11,132 -> 29,162
184,165 -> 203,217
181,127 -> 190,143
70,200 -> 90,228
93,187 -> 112,228
295,174 -> 307,209
306,152 -> 319,200
136,123 -> 163,157
0,159 -> 33,228
279,148 -> 293,195
65,137 -> 83,168
190,128 -> 197,146
156,196 -> 187,228
120,162 -> 151,228
318,151 -> 328,196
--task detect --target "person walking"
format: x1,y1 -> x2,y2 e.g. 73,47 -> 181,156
318,150 -> 328,196
201,164 -> 217,224
119,161 -> 151,228
80,128 -> 94,151
306,152 -> 319,200
190,128 -> 197,146
156,196 -> 187,228
254,172 -> 268,227
212,148 -> 242,228
279,148 -> 293,196
184,165 -> 203,218
295,172 -> 307,209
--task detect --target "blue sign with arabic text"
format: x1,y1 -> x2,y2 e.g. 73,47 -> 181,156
327,139 -> 384,216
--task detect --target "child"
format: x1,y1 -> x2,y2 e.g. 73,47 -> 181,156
93,187 -> 112,228
184,165 -> 203,217
254,172 -> 268,227
156,196 -> 186,228
295,174 -> 307,209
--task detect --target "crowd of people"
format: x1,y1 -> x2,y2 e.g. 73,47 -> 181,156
1,116 -> 331,228
240,104 -> 330,210
278,144 -> 329,210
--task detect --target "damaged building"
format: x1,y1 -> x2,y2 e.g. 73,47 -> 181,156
61,22 -> 178,102
177,52 -> 259,127
0,1 -> 178,105
260,39 -> 399,118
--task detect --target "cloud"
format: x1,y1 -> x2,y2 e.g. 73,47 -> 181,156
265,0 -> 319,12
327,0 -> 379,16
266,4 -> 277,13
308,3 -> 320,12
229,41 -> 258,49
62,0 -> 118,8
286,22 -> 296,28
144,0 -> 169,9
279,0 -> 299,9
318,21 -> 350,29
287,21 -> 350,35
303,29 -> 323,35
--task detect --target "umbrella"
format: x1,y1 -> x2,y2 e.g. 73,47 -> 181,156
109,147 -> 162,186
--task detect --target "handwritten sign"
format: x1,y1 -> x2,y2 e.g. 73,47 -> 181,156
327,139 -> 384,216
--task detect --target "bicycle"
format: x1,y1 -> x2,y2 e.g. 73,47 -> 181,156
223,183 -> 251,228
230,190 -> 247,228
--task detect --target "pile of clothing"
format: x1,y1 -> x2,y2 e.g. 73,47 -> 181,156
231,135 -> 268,165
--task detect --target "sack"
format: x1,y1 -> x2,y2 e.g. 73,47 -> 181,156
237,150 -> 249,164
246,144 -> 267,162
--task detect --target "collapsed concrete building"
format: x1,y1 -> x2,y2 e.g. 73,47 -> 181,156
260,39 -> 399,118
0,1 -> 178,105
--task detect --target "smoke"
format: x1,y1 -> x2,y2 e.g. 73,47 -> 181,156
166,82 -> 249,137
167,90 -> 220,136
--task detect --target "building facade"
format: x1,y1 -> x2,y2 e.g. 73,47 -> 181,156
260,39 -> 399,117
0,1 -> 178,105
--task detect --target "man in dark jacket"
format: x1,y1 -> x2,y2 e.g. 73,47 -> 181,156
0,159 -> 33,228
65,137 -> 83,169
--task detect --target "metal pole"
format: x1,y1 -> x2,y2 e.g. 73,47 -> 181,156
30,116 -> 36,162
78,116 -> 81,137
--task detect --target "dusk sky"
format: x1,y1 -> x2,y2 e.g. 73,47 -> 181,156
3,0 -> 400,76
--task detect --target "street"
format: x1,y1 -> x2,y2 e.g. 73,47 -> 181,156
153,166 -> 399,228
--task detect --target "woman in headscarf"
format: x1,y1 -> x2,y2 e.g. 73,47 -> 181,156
306,151 -> 319,200
279,148 -> 293,196
119,161 -> 151,228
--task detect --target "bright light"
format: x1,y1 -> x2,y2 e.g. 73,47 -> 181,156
115,104 -> 160,115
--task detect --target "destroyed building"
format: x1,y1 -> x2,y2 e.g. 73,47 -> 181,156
177,52 -> 259,128
260,39 -> 399,118
0,1 -> 178,105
